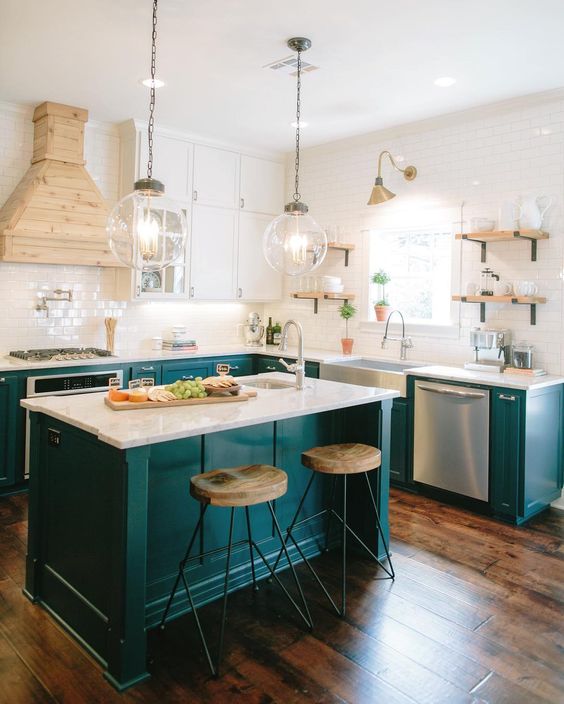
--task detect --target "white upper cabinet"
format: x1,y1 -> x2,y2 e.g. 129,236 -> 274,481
240,156 -> 285,215
139,133 -> 193,202
237,212 -> 282,301
190,205 -> 237,300
193,145 -> 240,209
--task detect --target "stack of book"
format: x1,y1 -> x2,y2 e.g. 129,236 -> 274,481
503,367 -> 546,377
162,338 -> 198,353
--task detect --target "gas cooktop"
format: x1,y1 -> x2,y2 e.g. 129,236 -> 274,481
9,347 -> 114,362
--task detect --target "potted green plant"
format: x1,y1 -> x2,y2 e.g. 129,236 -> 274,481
339,302 -> 357,355
371,269 -> 391,321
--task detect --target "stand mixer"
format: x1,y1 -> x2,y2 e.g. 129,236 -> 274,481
242,312 -> 265,347
465,327 -> 512,372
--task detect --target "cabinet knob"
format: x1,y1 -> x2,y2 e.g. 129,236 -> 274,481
193,190 -> 198,202
0,377 -> 5,383
498,394 -> 516,401
240,197 -> 245,209
237,287 -> 243,298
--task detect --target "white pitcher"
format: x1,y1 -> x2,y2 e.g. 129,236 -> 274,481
520,195 -> 552,230
498,200 -> 522,231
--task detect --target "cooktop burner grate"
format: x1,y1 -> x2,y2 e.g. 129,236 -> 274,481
9,347 -> 114,361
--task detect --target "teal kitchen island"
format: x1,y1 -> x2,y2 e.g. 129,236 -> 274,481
22,373 -> 398,690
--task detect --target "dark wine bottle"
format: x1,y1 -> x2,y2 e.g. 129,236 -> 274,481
266,317 -> 274,345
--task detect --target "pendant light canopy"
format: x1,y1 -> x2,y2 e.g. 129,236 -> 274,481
263,38 -> 327,276
367,150 -> 417,206
108,0 -> 187,272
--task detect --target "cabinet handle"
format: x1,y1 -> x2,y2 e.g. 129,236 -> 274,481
136,285 -> 141,297
266,366 -> 277,371
140,366 -> 155,372
230,366 -> 239,371
499,394 -> 516,401
237,287 -> 243,298
193,190 -> 198,201
182,375 -> 194,381
190,286 -> 195,298
240,197 -> 245,208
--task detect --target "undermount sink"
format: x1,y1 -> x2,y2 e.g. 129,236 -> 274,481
320,358 -> 424,396
243,379 -> 296,390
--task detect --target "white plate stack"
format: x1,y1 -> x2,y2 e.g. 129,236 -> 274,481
321,276 -> 344,293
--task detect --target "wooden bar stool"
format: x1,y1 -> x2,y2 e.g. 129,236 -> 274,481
159,464 -> 312,677
273,443 -> 394,617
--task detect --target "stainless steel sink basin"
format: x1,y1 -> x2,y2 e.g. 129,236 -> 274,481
320,358 -> 423,396
243,380 -> 295,390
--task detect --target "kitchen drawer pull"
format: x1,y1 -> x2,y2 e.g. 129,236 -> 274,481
230,366 -> 239,371
498,393 -> 516,401
182,375 -> 194,381
418,384 -> 486,400
265,366 -> 277,371
193,190 -> 198,201
140,366 -> 155,372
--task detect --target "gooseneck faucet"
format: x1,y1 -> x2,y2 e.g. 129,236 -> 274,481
278,319 -> 305,390
381,309 -> 413,361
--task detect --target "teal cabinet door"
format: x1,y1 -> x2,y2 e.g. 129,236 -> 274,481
256,356 -> 319,378
491,389 -> 523,517
129,363 -> 162,385
0,376 -> 18,487
162,360 -> 212,384
211,356 -> 254,377
390,397 -> 410,485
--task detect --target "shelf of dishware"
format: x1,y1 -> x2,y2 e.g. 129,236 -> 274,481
452,294 -> 546,325
455,230 -> 549,262
291,291 -> 356,314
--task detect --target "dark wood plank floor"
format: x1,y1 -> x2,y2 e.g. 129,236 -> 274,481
0,488 -> 562,703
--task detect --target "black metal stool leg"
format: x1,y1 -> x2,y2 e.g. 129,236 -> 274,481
324,475 -> 338,552
365,472 -> 395,579
216,507 -> 235,678
245,506 -> 259,592
341,474 -> 347,617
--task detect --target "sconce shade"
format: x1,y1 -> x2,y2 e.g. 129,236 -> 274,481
367,177 -> 396,205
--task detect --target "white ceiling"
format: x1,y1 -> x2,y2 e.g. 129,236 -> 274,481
2,0 -> 564,153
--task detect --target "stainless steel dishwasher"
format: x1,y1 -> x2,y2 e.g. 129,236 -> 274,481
413,380 -> 490,501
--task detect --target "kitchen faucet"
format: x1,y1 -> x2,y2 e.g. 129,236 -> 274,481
381,309 -> 413,361
278,319 -> 305,390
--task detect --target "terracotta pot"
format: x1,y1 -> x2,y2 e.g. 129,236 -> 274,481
341,338 -> 354,355
374,305 -> 390,322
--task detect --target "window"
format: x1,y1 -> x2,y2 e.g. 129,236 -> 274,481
368,226 -> 453,325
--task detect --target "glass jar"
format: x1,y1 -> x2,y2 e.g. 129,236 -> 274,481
512,343 -> 534,369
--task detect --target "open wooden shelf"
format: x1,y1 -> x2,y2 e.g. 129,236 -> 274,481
452,294 -> 546,325
455,230 -> 549,262
327,241 -> 355,266
291,291 -> 356,314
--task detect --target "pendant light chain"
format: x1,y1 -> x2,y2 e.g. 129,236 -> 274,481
147,0 -> 158,180
293,48 -> 302,203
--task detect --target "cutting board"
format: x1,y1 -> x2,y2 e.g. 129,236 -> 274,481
104,388 -> 257,411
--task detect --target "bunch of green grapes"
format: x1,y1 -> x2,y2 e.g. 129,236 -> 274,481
165,377 -> 207,400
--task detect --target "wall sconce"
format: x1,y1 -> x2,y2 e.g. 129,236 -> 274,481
35,289 -> 72,317
367,151 -> 417,205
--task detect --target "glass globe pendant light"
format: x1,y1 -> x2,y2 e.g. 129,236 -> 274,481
263,37 -> 327,276
108,0 -> 187,272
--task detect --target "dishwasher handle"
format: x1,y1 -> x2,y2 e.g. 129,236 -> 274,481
417,384 -> 486,400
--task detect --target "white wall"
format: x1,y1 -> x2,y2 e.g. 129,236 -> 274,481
268,91 -> 564,375
0,102 -> 259,353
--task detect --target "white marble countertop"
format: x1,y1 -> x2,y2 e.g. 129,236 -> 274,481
0,344 -> 354,373
21,373 -> 399,450
406,365 -> 564,391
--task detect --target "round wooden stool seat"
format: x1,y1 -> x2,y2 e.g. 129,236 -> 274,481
301,443 -> 381,475
190,464 -> 288,507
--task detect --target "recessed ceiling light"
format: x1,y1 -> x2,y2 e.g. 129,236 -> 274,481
434,76 -> 456,88
140,78 -> 165,88
291,121 -> 308,128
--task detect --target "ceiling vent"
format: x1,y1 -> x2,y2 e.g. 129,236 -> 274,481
264,54 -> 319,76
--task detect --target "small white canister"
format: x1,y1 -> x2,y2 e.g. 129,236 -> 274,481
152,336 -> 163,351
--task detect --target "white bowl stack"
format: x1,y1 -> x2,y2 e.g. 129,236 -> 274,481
321,276 -> 344,293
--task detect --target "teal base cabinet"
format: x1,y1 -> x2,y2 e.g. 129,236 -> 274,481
129,362 -> 162,385
24,400 -> 391,690
389,397 -> 411,485
211,355 -> 255,377
161,359 -> 212,385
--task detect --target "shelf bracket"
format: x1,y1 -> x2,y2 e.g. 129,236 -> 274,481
461,234 -> 487,262
314,298 -> 318,314
509,298 -> 537,325
513,233 -> 538,261
480,302 -> 486,323
344,249 -> 350,267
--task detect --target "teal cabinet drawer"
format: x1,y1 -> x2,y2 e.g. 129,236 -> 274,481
490,389 -> 523,516
130,363 -> 162,385
256,356 -> 319,379
0,376 -> 18,487
162,361 -> 212,384
211,356 -> 255,377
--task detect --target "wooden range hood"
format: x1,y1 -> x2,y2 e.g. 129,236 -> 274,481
0,101 -> 122,267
